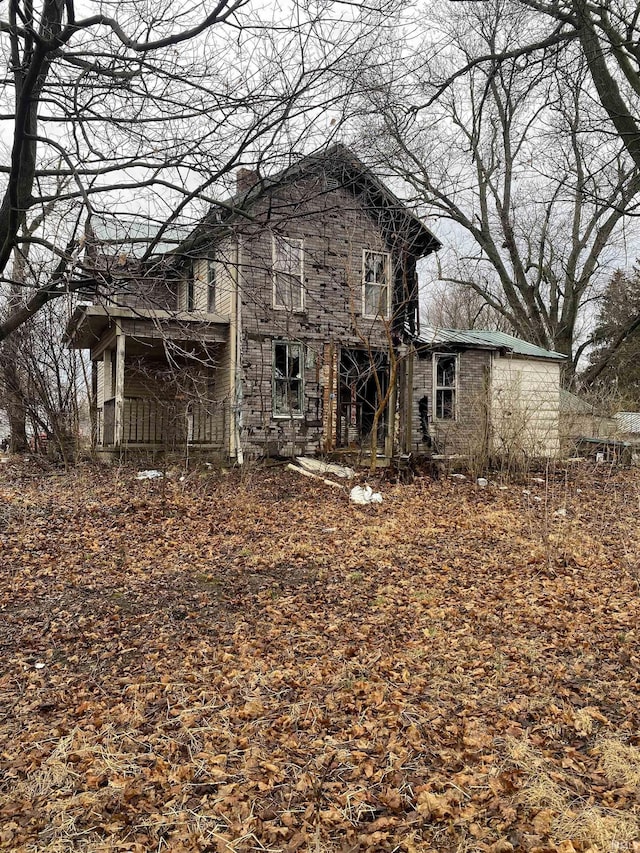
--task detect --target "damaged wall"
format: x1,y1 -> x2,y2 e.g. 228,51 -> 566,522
234,176 -> 400,458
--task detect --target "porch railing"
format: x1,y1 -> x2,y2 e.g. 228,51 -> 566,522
98,397 -> 228,450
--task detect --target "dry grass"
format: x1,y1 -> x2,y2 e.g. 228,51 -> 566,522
2,464 -> 640,851
596,738 -> 640,789
506,734 -> 640,849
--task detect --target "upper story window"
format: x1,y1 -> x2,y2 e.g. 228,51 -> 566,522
186,276 -> 195,312
179,259 -> 217,312
434,353 -> 457,420
363,250 -> 390,318
207,258 -> 216,313
273,236 -> 304,311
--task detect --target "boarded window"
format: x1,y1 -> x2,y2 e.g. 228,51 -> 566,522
273,341 -> 303,417
434,354 -> 456,420
363,250 -> 390,317
273,236 -> 304,311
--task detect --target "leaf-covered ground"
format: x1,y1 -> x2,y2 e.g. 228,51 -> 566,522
1,462 -> 639,852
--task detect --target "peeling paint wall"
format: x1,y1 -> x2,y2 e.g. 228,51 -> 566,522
232,177 -> 399,457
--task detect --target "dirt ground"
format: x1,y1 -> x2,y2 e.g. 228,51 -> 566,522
0,461 -> 639,852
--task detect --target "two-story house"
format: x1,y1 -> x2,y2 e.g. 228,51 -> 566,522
66,144 -> 565,464
66,144 -> 442,462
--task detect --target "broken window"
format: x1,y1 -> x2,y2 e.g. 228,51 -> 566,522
363,250 -> 390,317
273,341 -> 304,417
207,259 -> 216,313
273,236 -> 304,311
337,348 -> 389,448
434,354 -> 457,420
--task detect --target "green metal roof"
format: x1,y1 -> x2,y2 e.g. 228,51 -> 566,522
417,328 -> 566,361
560,389 -> 594,414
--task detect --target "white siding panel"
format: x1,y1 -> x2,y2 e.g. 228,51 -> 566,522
491,355 -> 560,457
193,258 -> 208,312
212,239 -> 234,316
96,360 -> 105,409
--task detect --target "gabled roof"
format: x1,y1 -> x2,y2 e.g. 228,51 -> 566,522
417,328 -> 566,361
180,143 -> 441,259
89,214 -> 191,254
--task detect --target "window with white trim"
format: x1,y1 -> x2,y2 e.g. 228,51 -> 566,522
273,236 -> 304,311
363,250 -> 390,317
273,341 -> 304,417
434,354 -> 457,420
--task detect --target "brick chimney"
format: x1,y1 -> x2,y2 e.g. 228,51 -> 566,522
236,168 -> 258,195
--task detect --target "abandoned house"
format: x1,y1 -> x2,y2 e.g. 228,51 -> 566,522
65,145 -> 563,463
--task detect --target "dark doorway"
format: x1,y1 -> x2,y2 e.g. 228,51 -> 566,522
337,348 -> 389,449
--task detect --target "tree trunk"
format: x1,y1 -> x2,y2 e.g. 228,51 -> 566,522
2,357 -> 29,452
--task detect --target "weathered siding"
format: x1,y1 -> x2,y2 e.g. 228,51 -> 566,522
214,240 -> 235,317
410,354 -> 430,454
193,259 -> 209,312
96,360 -> 105,444
97,360 -> 105,408
428,350 -> 491,459
232,179 -> 397,456
491,355 -> 560,457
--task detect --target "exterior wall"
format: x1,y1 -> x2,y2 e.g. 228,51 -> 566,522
97,360 -> 105,409
101,266 -> 178,311
85,175 -> 428,459
177,241 -> 236,316
96,361 -> 105,444
428,349 -> 491,458
214,239 -> 235,316
193,259 -> 209,312
411,353 -> 429,454
229,179 -> 399,457
491,354 -> 560,457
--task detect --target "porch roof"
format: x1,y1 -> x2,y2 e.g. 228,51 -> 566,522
65,305 -> 230,350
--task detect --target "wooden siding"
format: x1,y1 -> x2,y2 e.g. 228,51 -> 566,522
214,240 -> 235,316
411,349 -> 491,457
491,355 -> 560,458
96,360 -> 105,444
411,349 -> 560,459
232,180 -> 398,457
177,251 -> 235,318
97,360 -> 105,409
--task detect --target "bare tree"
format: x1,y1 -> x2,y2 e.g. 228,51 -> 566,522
401,0 -> 640,171
359,0 -> 640,378
514,0 -> 640,172
9,300 -> 87,463
423,280 -> 511,331
0,0 -> 395,342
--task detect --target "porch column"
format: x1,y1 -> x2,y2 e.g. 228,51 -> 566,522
114,326 -> 125,447
103,349 -> 113,398
385,377 -> 397,460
